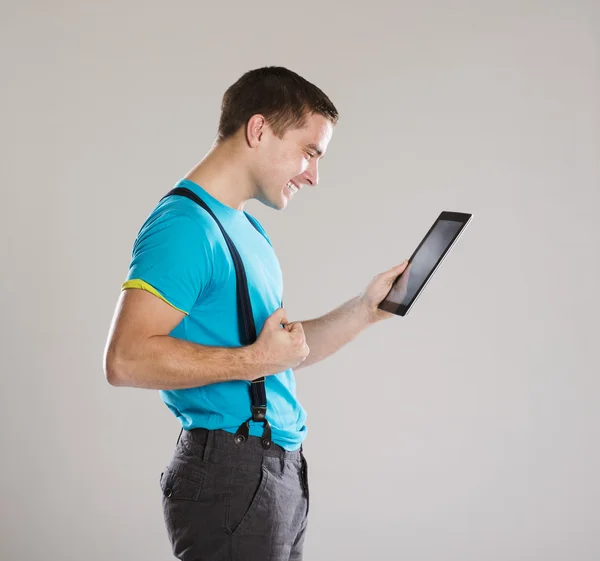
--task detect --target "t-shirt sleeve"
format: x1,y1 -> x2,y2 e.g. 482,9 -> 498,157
122,210 -> 213,315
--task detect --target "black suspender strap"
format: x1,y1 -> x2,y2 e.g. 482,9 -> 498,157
162,187 -> 272,449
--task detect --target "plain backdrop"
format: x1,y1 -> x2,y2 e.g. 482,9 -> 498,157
1,1 -> 599,560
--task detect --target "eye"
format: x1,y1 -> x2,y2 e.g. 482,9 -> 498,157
304,151 -> 315,160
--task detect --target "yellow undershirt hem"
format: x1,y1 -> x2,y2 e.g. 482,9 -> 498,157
121,279 -> 189,315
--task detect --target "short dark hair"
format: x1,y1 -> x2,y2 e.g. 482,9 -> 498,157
217,66 -> 339,142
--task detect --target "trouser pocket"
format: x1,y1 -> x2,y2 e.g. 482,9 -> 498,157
160,465 -> 205,524
300,453 -> 309,515
160,462 -> 233,559
226,459 -> 270,537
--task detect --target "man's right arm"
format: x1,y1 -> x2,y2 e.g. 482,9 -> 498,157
103,288 -> 309,389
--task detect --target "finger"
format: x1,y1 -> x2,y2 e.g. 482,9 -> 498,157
289,321 -> 305,335
299,344 -> 310,360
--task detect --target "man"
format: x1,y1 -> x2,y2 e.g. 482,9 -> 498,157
103,66 -> 409,561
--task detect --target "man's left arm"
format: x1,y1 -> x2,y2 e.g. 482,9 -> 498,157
293,260 -> 410,370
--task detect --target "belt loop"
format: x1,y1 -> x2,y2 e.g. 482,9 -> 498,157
202,430 -> 214,461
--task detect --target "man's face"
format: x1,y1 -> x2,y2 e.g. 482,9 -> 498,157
254,112 -> 334,210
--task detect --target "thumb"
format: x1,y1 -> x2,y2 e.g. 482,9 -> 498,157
387,260 -> 409,278
269,307 -> 288,327
288,321 -> 304,334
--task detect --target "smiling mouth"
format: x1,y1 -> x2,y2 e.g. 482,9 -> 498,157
286,181 -> 299,194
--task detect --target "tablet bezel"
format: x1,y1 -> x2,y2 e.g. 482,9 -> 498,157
378,211 -> 473,317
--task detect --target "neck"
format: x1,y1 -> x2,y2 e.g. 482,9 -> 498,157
183,138 -> 255,211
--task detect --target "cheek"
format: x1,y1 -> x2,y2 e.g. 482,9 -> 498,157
291,156 -> 309,176
270,151 -> 291,175
268,148 -> 307,182
277,161 -> 302,182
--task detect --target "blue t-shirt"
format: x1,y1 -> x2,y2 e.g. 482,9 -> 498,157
122,178 -> 307,450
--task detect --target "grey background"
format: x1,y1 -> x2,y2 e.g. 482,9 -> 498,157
1,1 -> 599,560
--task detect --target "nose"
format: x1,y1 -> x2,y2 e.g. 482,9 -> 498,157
303,162 -> 319,188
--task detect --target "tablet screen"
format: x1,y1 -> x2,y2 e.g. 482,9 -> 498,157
379,212 -> 472,316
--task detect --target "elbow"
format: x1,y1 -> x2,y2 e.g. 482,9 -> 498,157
103,346 -> 131,387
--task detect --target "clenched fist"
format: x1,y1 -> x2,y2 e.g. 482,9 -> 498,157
250,308 -> 310,377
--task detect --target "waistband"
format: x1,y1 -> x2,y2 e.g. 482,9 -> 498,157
180,427 -> 303,466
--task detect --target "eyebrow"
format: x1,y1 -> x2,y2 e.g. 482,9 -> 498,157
306,143 -> 325,158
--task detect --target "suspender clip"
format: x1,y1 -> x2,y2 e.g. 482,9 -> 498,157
251,406 -> 266,422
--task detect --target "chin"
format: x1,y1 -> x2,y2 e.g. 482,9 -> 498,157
260,197 -> 287,211
278,194 -> 291,210
270,191 -> 289,211
256,187 -> 288,210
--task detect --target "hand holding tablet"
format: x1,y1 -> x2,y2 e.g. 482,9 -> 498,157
378,211 -> 473,317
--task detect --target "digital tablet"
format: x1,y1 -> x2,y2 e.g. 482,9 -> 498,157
378,211 -> 473,316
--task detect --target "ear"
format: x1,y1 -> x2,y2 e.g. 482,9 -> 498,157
246,114 -> 267,148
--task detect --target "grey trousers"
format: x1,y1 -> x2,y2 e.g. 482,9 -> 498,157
160,427 -> 309,561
